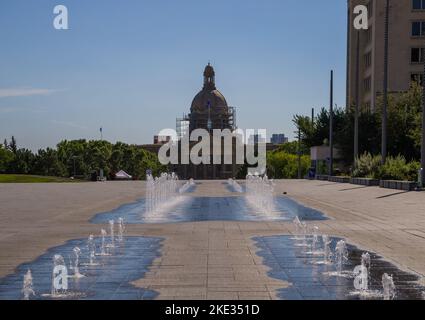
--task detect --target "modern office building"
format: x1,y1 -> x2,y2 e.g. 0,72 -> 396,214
347,0 -> 425,111
270,134 -> 288,145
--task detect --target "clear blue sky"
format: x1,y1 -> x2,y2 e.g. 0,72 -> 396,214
0,0 -> 347,151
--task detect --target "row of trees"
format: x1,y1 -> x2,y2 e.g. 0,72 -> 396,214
293,83 -> 423,171
0,137 -> 165,180
267,142 -> 311,179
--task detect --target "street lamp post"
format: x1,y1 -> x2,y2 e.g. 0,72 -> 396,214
298,126 -> 301,179
421,50 -> 425,187
329,70 -> 334,177
354,30 -> 360,164
382,0 -> 390,165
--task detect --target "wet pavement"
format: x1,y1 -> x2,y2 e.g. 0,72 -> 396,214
254,235 -> 425,300
91,195 -> 328,224
0,236 -> 162,300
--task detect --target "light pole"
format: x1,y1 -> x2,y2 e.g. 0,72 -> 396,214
354,30 -> 360,164
297,126 -> 301,179
421,49 -> 425,187
329,70 -> 334,177
311,108 -> 315,128
382,0 -> 390,164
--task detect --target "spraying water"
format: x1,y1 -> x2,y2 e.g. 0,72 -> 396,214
294,221 -> 310,249
98,229 -> 110,256
117,217 -> 125,242
351,251 -> 381,298
306,226 -> 322,255
291,216 -> 304,240
50,254 -> 68,297
245,174 -> 275,214
179,178 -> 195,194
382,273 -> 396,300
22,269 -> 35,300
228,178 -> 243,193
322,235 -> 332,264
83,235 -> 99,266
334,240 -> 349,274
70,247 -> 84,278
108,220 -> 115,248
146,172 -> 180,213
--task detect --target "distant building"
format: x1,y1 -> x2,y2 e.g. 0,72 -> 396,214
270,134 -> 288,145
153,135 -> 171,145
188,63 -> 236,133
176,117 -> 189,141
172,63 -> 240,179
347,0 -> 425,111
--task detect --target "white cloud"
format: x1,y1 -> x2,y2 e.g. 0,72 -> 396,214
0,87 -> 60,98
0,105 -> 47,113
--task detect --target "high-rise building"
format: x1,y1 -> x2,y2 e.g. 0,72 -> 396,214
347,0 -> 425,111
270,134 -> 288,145
176,116 -> 189,141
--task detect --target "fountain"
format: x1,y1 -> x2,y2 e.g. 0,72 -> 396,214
322,235 -> 332,264
245,174 -> 274,214
291,216 -> 303,240
294,221 -> 309,248
334,240 -> 349,275
179,178 -> 195,194
354,253 -> 370,292
362,252 -> 371,275
382,273 -> 396,300
82,235 -> 99,266
108,219 -> 115,248
21,269 -> 35,300
98,229 -> 110,256
228,178 -> 243,193
49,254 -> 68,298
146,172 -> 182,213
70,247 -> 85,278
351,251 -> 381,298
306,226 -> 322,255
117,217 -> 125,242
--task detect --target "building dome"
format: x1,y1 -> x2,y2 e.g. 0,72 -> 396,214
188,63 -> 233,132
203,63 -> 215,78
190,89 -> 228,112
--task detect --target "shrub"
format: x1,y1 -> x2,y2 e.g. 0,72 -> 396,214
267,151 -> 310,179
380,156 -> 419,181
352,152 -> 382,179
353,153 -> 419,181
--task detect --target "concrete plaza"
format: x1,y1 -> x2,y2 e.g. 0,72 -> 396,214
0,180 -> 424,299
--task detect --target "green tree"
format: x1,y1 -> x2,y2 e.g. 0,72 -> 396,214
0,145 -> 14,173
267,150 -> 310,179
33,148 -> 67,177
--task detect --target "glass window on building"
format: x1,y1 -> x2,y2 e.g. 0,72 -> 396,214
363,77 -> 371,93
364,52 -> 372,68
366,27 -> 373,44
411,73 -> 424,86
412,22 -> 421,36
411,47 -> 425,63
411,21 -> 425,36
413,0 -> 425,10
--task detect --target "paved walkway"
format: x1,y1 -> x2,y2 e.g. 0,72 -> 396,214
0,180 -> 424,299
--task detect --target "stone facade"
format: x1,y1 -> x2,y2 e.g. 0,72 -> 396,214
347,0 -> 425,111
